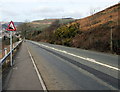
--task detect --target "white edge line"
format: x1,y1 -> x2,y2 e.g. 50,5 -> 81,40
27,47 -> 48,92
30,41 -> 120,71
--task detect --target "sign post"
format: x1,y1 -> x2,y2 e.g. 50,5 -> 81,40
10,31 -> 12,66
6,21 -> 16,66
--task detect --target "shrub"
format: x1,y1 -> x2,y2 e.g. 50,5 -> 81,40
62,38 -> 72,46
55,23 -> 80,40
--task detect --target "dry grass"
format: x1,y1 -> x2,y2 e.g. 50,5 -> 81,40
70,3 -> 120,54
75,3 -> 119,31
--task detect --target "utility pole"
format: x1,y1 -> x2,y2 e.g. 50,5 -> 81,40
110,27 -> 113,52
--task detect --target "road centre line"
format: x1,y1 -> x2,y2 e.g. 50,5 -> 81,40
31,41 -> 120,71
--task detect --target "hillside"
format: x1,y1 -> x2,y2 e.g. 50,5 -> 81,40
75,3 -> 119,31
17,18 -> 76,40
18,3 -> 120,54
33,18 -> 74,24
2,22 -> 23,29
29,18 -> 75,31
71,3 -> 120,54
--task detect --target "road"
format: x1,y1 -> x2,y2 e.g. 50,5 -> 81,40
25,40 -> 119,90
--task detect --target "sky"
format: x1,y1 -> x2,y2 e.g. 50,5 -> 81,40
0,0 -> 119,22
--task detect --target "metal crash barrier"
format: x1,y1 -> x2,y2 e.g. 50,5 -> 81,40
0,40 -> 22,66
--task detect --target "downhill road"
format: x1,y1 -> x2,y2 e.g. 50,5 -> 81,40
25,40 -> 119,90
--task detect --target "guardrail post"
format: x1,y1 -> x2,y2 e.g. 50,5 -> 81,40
4,48 -> 7,56
4,48 -> 8,64
13,44 -> 15,48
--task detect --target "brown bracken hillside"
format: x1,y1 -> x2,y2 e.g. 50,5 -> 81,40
71,3 -> 120,54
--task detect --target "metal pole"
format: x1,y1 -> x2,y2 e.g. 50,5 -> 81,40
10,31 -> 12,66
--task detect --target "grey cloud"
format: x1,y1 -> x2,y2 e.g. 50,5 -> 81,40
23,6 -> 65,18
32,7 -> 64,14
0,8 -> 19,16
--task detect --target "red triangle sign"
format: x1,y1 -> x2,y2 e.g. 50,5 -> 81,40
6,21 -> 16,31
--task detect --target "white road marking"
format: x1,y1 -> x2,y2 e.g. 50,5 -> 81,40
30,41 -> 120,71
27,47 -> 48,92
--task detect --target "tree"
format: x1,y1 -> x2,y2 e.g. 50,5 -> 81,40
17,23 -> 31,39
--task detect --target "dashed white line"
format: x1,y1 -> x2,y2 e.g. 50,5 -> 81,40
30,41 -> 120,71
27,47 -> 48,92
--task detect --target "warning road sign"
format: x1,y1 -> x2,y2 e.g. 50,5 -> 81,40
6,21 -> 17,66
6,21 -> 16,31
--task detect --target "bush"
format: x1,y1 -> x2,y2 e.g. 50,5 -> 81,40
62,38 -> 72,46
55,23 -> 79,39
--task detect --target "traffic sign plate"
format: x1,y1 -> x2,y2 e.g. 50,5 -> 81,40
6,21 -> 16,31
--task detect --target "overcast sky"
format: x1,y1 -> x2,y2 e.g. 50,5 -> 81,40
0,0 -> 119,22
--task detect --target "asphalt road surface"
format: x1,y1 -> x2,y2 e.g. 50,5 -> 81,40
25,40 -> 119,90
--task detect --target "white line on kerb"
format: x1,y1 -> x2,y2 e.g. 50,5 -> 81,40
32,41 -> 120,71
27,47 -> 48,92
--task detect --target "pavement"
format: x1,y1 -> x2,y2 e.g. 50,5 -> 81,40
4,42 -> 43,90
